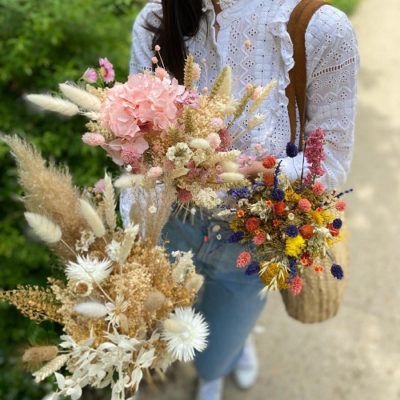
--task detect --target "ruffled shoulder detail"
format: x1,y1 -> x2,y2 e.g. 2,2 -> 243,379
266,0 -> 298,116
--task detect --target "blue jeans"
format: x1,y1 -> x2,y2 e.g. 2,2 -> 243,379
162,211 -> 267,381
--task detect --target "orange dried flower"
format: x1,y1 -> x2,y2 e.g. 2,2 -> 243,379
236,209 -> 245,218
300,225 -> 314,239
262,155 -> 276,169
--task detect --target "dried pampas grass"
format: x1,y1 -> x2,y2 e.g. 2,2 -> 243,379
23,346 -> 59,364
24,212 -> 62,244
25,94 -> 79,117
2,135 -> 88,260
59,83 -> 101,112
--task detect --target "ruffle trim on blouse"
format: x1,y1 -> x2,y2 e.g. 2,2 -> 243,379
266,0 -> 299,118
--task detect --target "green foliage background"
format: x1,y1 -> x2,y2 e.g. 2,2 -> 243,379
0,0 -> 358,399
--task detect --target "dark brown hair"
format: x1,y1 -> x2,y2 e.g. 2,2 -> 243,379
147,0 -> 204,83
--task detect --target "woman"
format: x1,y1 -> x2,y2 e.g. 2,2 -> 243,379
120,0 -> 359,399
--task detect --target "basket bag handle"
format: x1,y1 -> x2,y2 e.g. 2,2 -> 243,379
286,0 -> 327,151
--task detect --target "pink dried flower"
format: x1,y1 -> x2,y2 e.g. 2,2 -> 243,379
336,200 -> 347,212
304,128 -> 326,184
154,45 -> 161,52
177,89 -> 200,108
177,189 -> 193,203
207,133 -> 222,149
253,232 -> 266,246
313,182 -> 325,196
101,73 -> 186,138
298,199 -> 312,212
93,179 -> 105,193
99,57 -> 115,83
192,63 -> 201,81
211,117 -> 224,130
147,166 -> 164,178
155,67 -> 169,80
236,251 -> 252,268
151,57 -> 159,65
82,68 -> 97,84
290,276 -> 303,295
217,129 -> 233,151
82,132 -> 105,147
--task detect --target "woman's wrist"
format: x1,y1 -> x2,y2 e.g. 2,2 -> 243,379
239,161 -> 274,179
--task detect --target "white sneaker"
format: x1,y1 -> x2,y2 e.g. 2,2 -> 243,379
196,377 -> 224,400
232,336 -> 259,390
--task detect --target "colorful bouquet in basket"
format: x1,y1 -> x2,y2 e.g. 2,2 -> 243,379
26,52 -> 276,217
0,136 -> 208,400
227,129 -> 349,296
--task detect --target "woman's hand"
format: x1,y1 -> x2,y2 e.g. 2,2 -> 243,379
239,161 -> 274,180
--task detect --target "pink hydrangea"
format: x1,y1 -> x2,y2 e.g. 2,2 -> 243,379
298,198 -> 312,212
82,68 -> 97,84
236,251 -> 252,268
99,57 -> 115,83
336,200 -> 347,212
82,132 -> 105,147
101,73 -> 186,138
155,67 -> 169,80
290,276 -> 303,295
102,138 -> 149,167
312,182 -> 325,196
177,89 -> 200,108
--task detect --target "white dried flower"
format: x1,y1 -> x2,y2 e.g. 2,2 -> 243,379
59,83 -> 102,112
166,143 -> 193,167
24,212 -> 62,244
189,138 -> 211,150
105,295 -> 129,329
75,229 -> 96,252
66,255 -> 112,284
73,281 -> 93,297
79,199 -> 106,237
192,188 -> 221,209
192,149 -> 208,165
26,94 -> 79,116
162,308 -> 209,362
148,205 -> 157,214
74,301 -> 108,319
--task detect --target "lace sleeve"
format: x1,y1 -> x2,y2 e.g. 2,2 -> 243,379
129,2 -> 162,74
280,5 -> 359,189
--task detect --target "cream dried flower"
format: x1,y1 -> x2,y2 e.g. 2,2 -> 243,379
192,188 -> 221,209
74,301 -> 108,319
162,308 -> 209,362
66,255 -> 112,284
59,83 -> 102,112
166,143 -> 193,167
25,94 -> 79,117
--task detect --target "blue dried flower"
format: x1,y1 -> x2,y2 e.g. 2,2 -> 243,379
285,225 -> 299,238
288,256 -> 297,279
331,264 -> 344,280
286,142 -> 299,158
228,187 -> 250,199
272,188 -> 285,201
245,261 -> 260,276
227,231 -> 244,243
332,218 -> 343,229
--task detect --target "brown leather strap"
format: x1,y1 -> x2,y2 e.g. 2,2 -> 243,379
286,0 -> 327,151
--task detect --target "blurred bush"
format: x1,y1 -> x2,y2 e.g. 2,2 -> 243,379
332,0 -> 360,15
0,0 -> 143,398
0,0 -> 358,398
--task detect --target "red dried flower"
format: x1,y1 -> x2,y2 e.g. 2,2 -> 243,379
336,200 -> 347,212
274,201 -> 286,216
177,189 -> 193,203
314,265 -> 324,273
272,219 -> 280,227
253,232 -> 266,246
300,225 -> 314,239
262,155 -> 276,169
245,217 -> 260,232
264,174 -> 275,186
328,224 -> 340,237
300,253 -> 313,266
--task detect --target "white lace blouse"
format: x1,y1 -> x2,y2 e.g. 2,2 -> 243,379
127,0 -> 359,191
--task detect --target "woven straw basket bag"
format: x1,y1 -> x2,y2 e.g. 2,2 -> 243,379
280,0 -> 350,323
